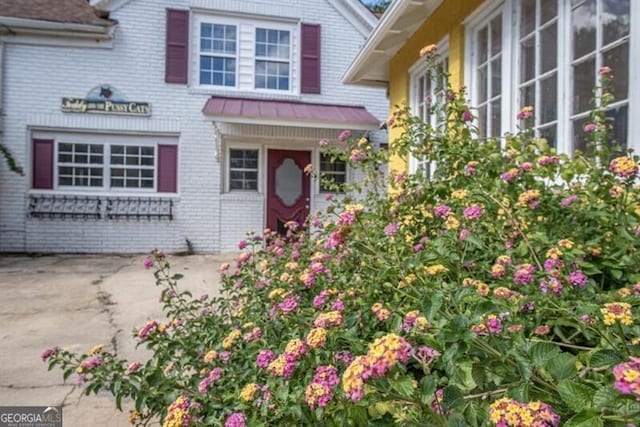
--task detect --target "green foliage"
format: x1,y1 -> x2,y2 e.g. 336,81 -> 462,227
0,143 -> 24,175
43,53 -> 640,426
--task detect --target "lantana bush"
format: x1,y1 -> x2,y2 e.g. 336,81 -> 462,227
44,48 -> 640,426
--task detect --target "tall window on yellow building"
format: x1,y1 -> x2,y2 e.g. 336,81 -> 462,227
409,39 -> 449,175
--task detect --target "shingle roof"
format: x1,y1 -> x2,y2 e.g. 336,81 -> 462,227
0,0 -> 114,27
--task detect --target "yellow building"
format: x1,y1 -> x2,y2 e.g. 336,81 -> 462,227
345,0 -> 637,173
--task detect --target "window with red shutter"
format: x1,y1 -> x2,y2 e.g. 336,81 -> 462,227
157,145 -> 178,193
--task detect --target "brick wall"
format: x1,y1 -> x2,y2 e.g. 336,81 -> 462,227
0,0 -> 387,253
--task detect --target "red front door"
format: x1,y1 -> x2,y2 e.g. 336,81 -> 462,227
267,149 -> 311,233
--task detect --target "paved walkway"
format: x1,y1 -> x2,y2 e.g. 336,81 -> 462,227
0,254 -> 234,427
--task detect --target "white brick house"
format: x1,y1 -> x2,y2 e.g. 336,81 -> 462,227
0,0 -> 387,253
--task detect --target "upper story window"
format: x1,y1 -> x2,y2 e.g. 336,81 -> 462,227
194,15 -> 299,93
199,23 -> 237,87
255,28 -> 291,90
465,0 -> 633,154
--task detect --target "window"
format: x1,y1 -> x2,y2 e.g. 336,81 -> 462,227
110,146 -> 155,189
471,10 -> 504,139
410,40 -> 449,174
229,149 -> 259,190
319,153 -> 346,192
518,0 -> 559,146
199,23 -> 237,87
195,16 -> 300,93
255,28 -> 291,90
466,0 -> 632,153
57,143 -> 156,191
58,143 -> 104,187
569,0 -> 630,152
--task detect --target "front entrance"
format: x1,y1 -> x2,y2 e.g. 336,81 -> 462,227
267,149 -> 311,233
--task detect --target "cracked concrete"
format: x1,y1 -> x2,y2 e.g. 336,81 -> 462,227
0,254 -> 234,426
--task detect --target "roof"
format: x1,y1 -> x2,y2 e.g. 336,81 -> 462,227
203,96 -> 380,130
344,0 -> 443,86
0,0 -> 113,27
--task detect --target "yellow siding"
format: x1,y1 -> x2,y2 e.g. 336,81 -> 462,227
388,0 -> 483,173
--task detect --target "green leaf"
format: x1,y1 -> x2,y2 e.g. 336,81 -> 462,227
453,360 -> 477,392
563,410 -> 603,427
388,375 -> 415,398
507,382 -> 530,402
512,352 -> 532,381
546,352 -> 577,382
589,350 -> 624,368
441,385 -> 465,410
445,414 -> 468,427
530,342 -> 560,367
592,386 -> 617,409
557,380 -> 595,413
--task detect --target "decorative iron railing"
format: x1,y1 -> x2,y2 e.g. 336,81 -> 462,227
28,194 -> 174,221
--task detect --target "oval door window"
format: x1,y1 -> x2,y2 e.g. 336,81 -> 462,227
275,158 -> 302,206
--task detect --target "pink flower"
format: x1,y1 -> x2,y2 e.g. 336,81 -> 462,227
560,195 -> 579,208
198,367 -> 222,393
584,123 -> 596,133
384,222 -> 400,236
599,66 -> 612,75
143,258 -> 154,269
568,270 -> 588,288
434,204 -> 451,218
338,130 -> 351,141
462,110 -> 473,122
463,204 -> 484,220
517,106 -> 534,120
224,412 -> 246,427
319,138 -> 329,146
127,361 -> 142,373
513,264 -> 536,286
501,168 -> 520,182
256,349 -> 275,369
237,240 -> 247,250
41,346 -> 60,362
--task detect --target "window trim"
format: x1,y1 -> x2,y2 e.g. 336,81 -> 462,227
408,37 -> 450,174
194,14 -> 298,94
253,26 -> 293,92
225,144 -> 262,193
465,0 -> 635,153
197,19 -> 239,89
318,152 -> 348,193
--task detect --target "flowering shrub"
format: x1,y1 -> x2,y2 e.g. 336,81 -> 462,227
43,51 -> 640,426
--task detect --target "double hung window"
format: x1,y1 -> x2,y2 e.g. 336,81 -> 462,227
319,153 -> 346,193
199,23 -> 237,87
255,28 -> 291,91
229,149 -> 259,191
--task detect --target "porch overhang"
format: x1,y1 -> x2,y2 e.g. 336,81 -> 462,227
202,96 -> 381,131
343,0 -> 443,87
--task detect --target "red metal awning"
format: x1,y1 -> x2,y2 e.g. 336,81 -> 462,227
202,96 -> 381,130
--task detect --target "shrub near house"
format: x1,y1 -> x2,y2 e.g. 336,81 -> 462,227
44,54 -> 640,426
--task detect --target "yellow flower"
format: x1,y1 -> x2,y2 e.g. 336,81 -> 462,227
425,264 -> 448,275
558,239 -> 574,249
239,383 -> 259,402
451,189 -> 468,200
88,344 -> 104,355
306,327 -> 327,349
203,350 -> 218,364
445,215 -> 460,230
222,329 -> 241,349
268,288 -> 286,300
601,302 -> 633,326
419,44 -> 437,57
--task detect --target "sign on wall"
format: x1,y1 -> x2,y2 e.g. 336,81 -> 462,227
61,85 -> 151,116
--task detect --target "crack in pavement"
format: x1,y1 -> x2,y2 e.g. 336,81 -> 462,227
91,263 -> 129,357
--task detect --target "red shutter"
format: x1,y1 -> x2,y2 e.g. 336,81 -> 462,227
301,23 -> 321,94
165,9 -> 189,84
32,139 -> 54,189
157,145 -> 178,193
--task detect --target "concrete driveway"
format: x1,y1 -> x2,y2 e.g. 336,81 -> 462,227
0,254 -> 234,426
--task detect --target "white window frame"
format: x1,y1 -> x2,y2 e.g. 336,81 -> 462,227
197,20 -> 239,88
225,144 -> 261,193
194,14 -> 297,95
408,37 -> 450,174
254,26 -> 292,92
56,142 -> 105,189
109,145 -> 156,190
465,1 -> 514,142
31,132 -> 177,195
318,152 -> 347,193
464,0 -> 636,153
